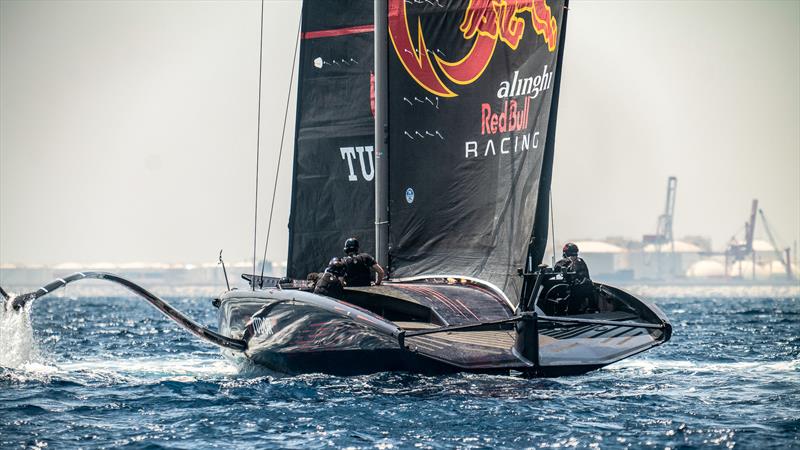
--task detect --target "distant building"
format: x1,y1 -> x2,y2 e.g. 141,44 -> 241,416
570,240 -> 627,278
544,240 -> 631,281
685,258 -> 726,278
0,260 -> 285,291
629,240 -> 703,281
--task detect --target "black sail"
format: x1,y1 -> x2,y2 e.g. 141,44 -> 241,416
287,0 -> 376,278
386,0 -> 567,302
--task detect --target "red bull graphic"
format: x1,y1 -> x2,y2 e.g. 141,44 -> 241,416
389,0 -> 558,97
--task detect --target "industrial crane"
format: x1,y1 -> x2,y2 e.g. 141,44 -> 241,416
657,176 -> 677,247
728,199 -> 758,262
643,176 -> 677,247
725,201 -> 794,280
642,176 -> 677,277
758,209 -> 794,280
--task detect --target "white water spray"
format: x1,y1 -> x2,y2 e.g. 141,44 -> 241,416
0,296 -> 40,368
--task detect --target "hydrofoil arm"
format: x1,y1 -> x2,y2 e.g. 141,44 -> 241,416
1,272 -> 246,352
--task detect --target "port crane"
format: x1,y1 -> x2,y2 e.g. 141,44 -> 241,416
727,199 -> 758,263
725,200 -> 794,280
758,209 -> 794,280
643,176 -> 677,277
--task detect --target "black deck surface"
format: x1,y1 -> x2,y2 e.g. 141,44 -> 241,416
348,281 -> 513,326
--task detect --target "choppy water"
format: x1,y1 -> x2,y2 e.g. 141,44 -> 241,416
1,291 -> 798,449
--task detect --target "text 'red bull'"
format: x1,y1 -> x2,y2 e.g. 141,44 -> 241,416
481,97 -> 531,135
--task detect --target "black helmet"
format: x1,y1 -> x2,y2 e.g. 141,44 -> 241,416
326,257 -> 346,276
562,242 -> 579,257
344,237 -> 359,254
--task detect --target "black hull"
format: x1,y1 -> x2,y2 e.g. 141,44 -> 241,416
243,348 -> 607,377
218,277 -> 671,377
246,349 -> 460,376
2,272 -> 670,378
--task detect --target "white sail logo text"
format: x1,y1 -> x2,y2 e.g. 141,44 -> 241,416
464,65 -> 552,159
341,146 -> 375,182
465,131 -> 540,158
496,66 -> 554,99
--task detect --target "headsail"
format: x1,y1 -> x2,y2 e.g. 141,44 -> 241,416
386,0 -> 567,303
287,0 -> 376,278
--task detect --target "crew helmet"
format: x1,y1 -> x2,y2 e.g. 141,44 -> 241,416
562,242 -> 579,257
344,237 -> 360,254
326,257 -> 346,276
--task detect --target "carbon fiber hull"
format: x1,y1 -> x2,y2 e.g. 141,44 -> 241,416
1,273 -> 669,377
217,278 -> 670,376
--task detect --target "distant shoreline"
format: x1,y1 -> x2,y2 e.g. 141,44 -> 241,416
2,267 -> 796,300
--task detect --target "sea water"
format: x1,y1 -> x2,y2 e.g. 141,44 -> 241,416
0,289 -> 797,449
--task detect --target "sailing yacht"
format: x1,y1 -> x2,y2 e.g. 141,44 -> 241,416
3,0 -> 671,376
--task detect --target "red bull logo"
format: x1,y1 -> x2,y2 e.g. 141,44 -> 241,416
388,0 -> 558,97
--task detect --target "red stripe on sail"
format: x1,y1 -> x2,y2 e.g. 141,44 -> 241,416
302,25 -> 374,40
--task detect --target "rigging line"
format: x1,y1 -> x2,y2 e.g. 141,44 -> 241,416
259,7 -> 303,283
252,0 -> 265,291
550,190 -> 557,267
727,223 -> 746,243
761,211 -> 788,248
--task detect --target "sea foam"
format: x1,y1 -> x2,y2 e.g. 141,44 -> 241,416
0,296 -> 39,368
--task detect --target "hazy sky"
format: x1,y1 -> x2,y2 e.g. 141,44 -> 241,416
1,0 -> 798,266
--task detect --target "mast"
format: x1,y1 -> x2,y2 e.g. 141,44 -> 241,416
374,0 -> 389,268
523,0 -> 569,303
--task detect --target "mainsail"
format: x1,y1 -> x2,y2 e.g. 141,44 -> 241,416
287,0 -> 376,278
288,0 -> 568,302
385,0 -> 567,302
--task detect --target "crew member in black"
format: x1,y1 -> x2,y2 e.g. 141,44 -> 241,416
303,272 -> 320,292
313,258 -> 346,299
342,237 -> 385,287
554,242 -> 595,314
